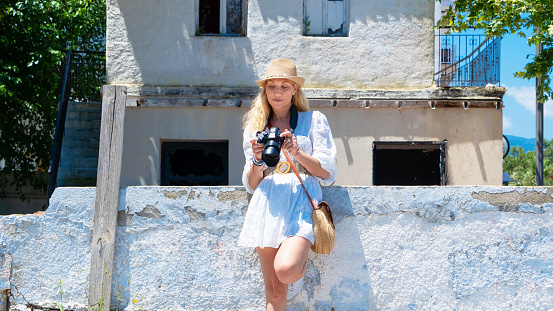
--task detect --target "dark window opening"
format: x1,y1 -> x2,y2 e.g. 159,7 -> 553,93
199,0 -> 221,35
198,0 -> 246,36
161,141 -> 228,186
373,142 -> 446,186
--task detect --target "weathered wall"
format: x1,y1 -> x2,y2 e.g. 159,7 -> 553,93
107,0 -> 434,89
120,106 -> 503,187
1,186 -> 552,310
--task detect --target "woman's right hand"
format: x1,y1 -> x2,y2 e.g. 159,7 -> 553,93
250,138 -> 265,162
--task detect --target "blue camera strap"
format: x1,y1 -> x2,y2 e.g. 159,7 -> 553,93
264,105 -> 298,133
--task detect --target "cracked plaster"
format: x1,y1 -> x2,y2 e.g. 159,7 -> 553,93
0,186 -> 552,310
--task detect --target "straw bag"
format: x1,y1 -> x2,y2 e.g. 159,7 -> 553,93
283,152 -> 335,254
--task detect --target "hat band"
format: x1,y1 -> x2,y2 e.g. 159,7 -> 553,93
265,73 -> 292,79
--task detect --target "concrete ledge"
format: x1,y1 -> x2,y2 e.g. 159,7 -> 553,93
1,186 -> 552,310
125,86 -> 505,100
123,86 -> 506,108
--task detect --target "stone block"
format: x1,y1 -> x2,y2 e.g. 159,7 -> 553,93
205,99 -> 241,107
335,100 -> 366,108
308,99 -> 334,108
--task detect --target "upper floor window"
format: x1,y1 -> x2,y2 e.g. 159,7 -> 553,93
197,0 -> 247,36
304,0 -> 349,37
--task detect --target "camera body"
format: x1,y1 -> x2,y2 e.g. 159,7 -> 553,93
256,127 -> 285,167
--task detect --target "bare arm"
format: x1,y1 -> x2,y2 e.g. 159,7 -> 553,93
247,138 -> 265,190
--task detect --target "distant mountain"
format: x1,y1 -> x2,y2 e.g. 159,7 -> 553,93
505,135 -> 536,152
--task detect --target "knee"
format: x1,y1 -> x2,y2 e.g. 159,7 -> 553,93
274,260 -> 302,284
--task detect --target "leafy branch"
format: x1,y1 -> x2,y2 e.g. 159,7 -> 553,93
0,0 -> 106,201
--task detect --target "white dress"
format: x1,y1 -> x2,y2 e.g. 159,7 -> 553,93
238,110 -> 337,249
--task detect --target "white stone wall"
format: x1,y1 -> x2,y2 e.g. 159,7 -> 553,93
107,0 -> 435,89
1,186 -> 552,310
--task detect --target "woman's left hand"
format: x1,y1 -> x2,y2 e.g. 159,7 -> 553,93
280,130 -> 300,156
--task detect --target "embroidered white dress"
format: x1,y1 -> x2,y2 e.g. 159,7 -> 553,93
238,111 -> 337,249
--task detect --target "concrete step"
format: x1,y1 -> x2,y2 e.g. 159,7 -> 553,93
60,147 -> 100,159
59,157 -> 98,169
61,138 -> 100,149
56,168 -> 97,187
68,101 -> 102,112
66,110 -> 102,122
64,119 -> 101,130
58,167 -> 98,178
63,128 -> 101,140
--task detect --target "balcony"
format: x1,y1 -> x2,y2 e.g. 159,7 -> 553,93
435,33 -> 501,87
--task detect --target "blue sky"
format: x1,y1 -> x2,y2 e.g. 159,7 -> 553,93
501,34 -> 553,139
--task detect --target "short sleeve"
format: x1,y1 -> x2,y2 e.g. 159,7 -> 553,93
309,111 -> 337,185
242,127 -> 257,194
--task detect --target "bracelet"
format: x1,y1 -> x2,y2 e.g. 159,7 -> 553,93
252,157 -> 264,166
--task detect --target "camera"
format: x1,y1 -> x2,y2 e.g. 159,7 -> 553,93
256,127 -> 285,167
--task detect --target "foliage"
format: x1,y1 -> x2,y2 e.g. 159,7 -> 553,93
503,139 -> 553,186
438,0 -> 553,101
0,0 -> 106,200
57,279 -> 65,311
303,15 -> 311,35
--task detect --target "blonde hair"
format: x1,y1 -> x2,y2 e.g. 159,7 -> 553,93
243,84 -> 310,132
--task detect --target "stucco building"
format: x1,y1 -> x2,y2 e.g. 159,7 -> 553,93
106,0 -> 505,188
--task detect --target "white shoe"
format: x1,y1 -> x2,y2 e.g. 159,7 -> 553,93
287,275 -> 304,300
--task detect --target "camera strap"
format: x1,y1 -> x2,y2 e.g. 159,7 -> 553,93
283,150 -> 317,211
264,106 -> 298,133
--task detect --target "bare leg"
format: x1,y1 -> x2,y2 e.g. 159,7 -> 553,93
274,236 -> 311,284
257,247 -> 287,311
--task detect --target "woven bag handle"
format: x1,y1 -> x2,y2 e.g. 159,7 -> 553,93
283,151 -> 318,211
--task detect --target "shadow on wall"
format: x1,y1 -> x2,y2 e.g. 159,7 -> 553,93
115,0 -> 257,87
289,186 -> 376,309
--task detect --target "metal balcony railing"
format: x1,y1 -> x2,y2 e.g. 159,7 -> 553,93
434,33 -> 501,87
61,50 -> 106,102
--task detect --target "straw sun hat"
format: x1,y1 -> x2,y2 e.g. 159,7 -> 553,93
256,58 -> 305,88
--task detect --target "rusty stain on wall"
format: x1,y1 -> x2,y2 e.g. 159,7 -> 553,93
163,190 -> 188,199
136,205 -> 164,219
184,206 -> 206,222
217,190 -> 247,203
471,189 -> 553,212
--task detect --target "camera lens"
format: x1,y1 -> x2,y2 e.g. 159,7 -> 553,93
262,141 -> 281,167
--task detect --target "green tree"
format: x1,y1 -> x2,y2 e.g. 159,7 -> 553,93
0,0 -> 106,200
503,139 -> 553,186
438,0 -> 553,101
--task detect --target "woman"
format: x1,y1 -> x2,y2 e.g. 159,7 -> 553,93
239,58 -> 337,310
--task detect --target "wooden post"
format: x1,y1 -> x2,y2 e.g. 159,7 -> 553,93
88,85 -> 126,310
